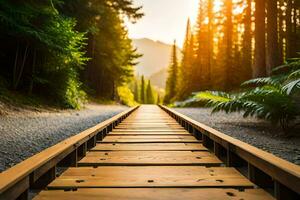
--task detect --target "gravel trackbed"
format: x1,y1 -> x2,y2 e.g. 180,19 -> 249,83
175,108 -> 300,165
0,104 -> 127,172
1,105 -> 299,172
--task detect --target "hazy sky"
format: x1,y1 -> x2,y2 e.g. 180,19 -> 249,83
126,0 -> 199,47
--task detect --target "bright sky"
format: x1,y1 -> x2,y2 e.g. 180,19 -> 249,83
126,0 -> 199,47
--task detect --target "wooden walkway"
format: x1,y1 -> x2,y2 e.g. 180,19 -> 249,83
34,105 -> 274,199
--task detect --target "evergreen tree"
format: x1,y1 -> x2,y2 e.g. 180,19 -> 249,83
224,0 -> 233,90
141,75 -> 145,103
253,0 -> 266,77
176,19 -> 193,100
133,79 -> 139,102
0,0 -> 143,108
241,0 -> 253,81
266,0 -> 281,75
146,80 -> 155,104
157,95 -> 161,104
164,40 -> 179,104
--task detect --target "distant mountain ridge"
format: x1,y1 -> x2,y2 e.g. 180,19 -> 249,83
132,38 -> 181,89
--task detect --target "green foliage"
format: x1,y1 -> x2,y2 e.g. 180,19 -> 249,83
141,75 -> 145,103
133,79 -> 140,102
117,86 -> 138,107
0,0 -> 142,108
157,95 -> 161,104
61,0 -> 142,98
178,58 -> 300,133
146,80 -> 155,104
164,41 -> 179,104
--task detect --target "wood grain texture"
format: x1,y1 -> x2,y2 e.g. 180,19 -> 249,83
78,151 -> 221,166
91,143 -> 207,151
33,105 -> 280,200
34,188 -> 274,200
47,166 -> 253,188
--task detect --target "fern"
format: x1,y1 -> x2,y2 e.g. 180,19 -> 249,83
178,57 -> 300,133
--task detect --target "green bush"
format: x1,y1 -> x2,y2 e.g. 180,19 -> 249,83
117,86 -> 138,107
178,57 -> 300,134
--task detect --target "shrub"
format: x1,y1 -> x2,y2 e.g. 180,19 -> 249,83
117,86 -> 138,107
179,57 -> 300,134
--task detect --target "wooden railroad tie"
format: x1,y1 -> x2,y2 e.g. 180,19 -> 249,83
1,105 -> 299,200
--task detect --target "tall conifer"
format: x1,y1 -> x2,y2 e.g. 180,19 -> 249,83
177,19 -> 192,100
164,40 -> 179,104
146,80 -> 155,104
141,75 -> 145,103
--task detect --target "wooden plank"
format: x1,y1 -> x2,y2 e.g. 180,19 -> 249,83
34,188 -> 274,200
0,106 -> 139,196
108,132 -> 190,136
78,151 -> 221,166
116,126 -> 183,129
160,105 -> 300,194
91,143 -> 207,151
101,136 -> 198,143
114,127 -> 185,130
104,136 -> 196,139
122,120 -> 177,123
112,129 -> 186,132
47,166 -> 254,189
119,122 -> 180,124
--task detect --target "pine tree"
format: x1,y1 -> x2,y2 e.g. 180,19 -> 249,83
133,79 -> 139,102
266,0 -> 280,75
146,80 -> 155,104
224,0 -> 234,90
157,95 -> 161,104
176,19 -> 192,100
241,0 -> 253,81
141,75 -> 145,104
194,0 -> 209,91
164,40 -> 179,104
253,0 -> 266,77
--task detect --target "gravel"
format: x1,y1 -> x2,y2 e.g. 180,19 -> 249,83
174,108 -> 300,165
0,104 -> 127,172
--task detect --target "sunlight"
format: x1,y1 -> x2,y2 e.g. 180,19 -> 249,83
213,0 -> 223,13
233,4 -> 246,15
190,0 -> 200,25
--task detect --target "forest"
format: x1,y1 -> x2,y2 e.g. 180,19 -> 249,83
164,0 -> 300,132
0,0 -> 143,109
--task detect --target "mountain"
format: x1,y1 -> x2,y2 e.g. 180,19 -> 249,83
132,38 -> 181,89
149,68 -> 168,89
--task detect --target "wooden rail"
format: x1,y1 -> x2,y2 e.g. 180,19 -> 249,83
160,105 -> 300,199
0,105 -> 299,200
0,106 -> 138,200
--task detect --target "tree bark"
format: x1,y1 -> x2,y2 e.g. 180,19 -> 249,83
207,0 -> 213,87
28,49 -> 37,95
266,0 -> 280,75
225,0 -> 233,89
286,0 -> 293,58
242,0 -> 253,80
253,0 -> 266,77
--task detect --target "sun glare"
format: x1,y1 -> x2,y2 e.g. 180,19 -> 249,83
189,0 -> 246,27
214,0 -> 223,13
190,0 -> 200,25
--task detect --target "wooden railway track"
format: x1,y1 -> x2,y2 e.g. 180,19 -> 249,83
0,105 -> 299,200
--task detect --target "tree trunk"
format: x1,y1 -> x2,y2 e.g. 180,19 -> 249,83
242,0 -> 253,80
278,0 -> 284,63
13,44 -> 20,89
13,43 -> 29,90
266,0 -> 280,75
28,49 -> 37,95
253,0 -> 266,78
225,0 -> 233,89
207,0 -> 214,88
286,0 -> 293,58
